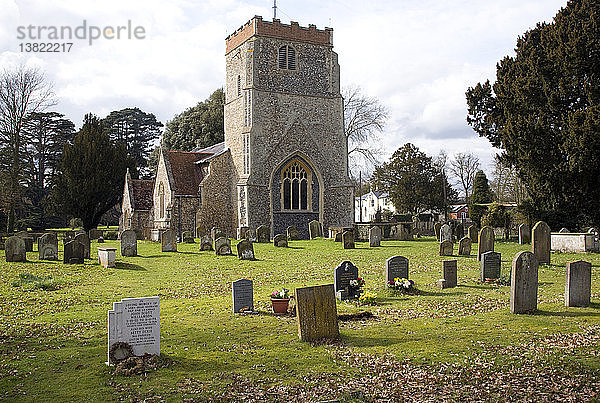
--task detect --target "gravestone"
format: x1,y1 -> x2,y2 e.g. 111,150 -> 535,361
477,226 -> 494,261
273,234 -> 288,247
342,230 -> 355,249
245,228 -> 256,242
481,251 -> 501,282
63,240 -> 84,264
369,226 -> 381,247
63,230 -> 75,241
440,224 -> 452,243
74,233 -> 90,259
565,260 -> 591,307
334,261 -> 359,300
434,223 -> 442,241
98,247 -> 117,268
237,226 -> 249,240
22,237 -> 34,252
455,223 -> 464,240
287,226 -> 299,241
215,237 -> 232,255
182,231 -> 195,243
385,256 -> 409,283
97,237 -> 104,243
531,221 -> 550,265
559,227 -> 569,233
199,235 -> 213,251
510,251 -> 539,314
588,227 -> 600,252
440,260 -> 458,289
256,225 -> 270,243
309,220 -> 322,239
38,233 -> 58,261
161,229 -> 177,252
211,227 -> 225,241
5,236 -> 26,262
334,233 -> 342,242
89,229 -> 103,240
232,279 -> 254,313
107,296 -> 160,365
296,284 -> 339,342
518,224 -> 530,244
120,230 -> 137,257
468,225 -> 478,243
439,240 -> 453,256
458,236 -> 472,256
236,239 -> 255,260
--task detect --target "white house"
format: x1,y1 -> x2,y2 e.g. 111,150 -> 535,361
354,190 -> 396,222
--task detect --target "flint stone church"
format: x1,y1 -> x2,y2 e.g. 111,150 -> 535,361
120,16 -> 354,240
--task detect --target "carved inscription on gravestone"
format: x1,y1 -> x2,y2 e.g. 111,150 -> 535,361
385,256 -> 409,283
232,279 -> 254,313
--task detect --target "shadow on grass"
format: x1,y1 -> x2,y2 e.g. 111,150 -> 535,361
535,309 -> 600,318
286,246 -> 305,250
460,284 -> 493,290
418,289 -> 467,297
115,262 -> 147,271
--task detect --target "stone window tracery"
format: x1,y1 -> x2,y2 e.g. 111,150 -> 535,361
282,160 -> 310,211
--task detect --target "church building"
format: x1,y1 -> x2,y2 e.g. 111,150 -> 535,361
121,16 -> 354,240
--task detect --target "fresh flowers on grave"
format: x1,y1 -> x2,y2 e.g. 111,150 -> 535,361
359,291 -> 378,305
270,288 -> 290,299
348,277 -> 365,292
387,277 -> 417,294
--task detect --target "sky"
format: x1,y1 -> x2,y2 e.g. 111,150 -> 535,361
0,0 -> 567,177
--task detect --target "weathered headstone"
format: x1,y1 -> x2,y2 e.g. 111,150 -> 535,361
455,223 -> 464,240
215,237 -> 232,255
211,227 -> 225,241
232,279 -> 254,313
481,251 -> 501,282
74,233 -> 90,259
477,226 -> 494,261
334,261 -> 359,300
559,227 -> 569,233
309,220 -> 322,239
531,221 -> 550,265
161,229 -> 177,252
63,240 -> 84,264
458,236 -> 472,256
434,223 -> 442,241
22,237 -> 34,252
236,239 -> 255,260
256,225 -> 270,243
589,227 -> 600,251
245,228 -> 256,241
287,226 -> 299,241
518,224 -> 530,244
107,296 -> 160,365
468,225 -> 478,243
565,260 -> 591,307
120,230 -> 137,257
296,284 -> 339,342
89,229 -> 103,240
440,224 -> 452,243
199,235 -> 213,251
38,233 -> 58,261
5,236 -> 26,262
385,256 -> 409,283
97,237 -> 105,243
369,226 -> 381,247
334,233 -> 342,242
342,230 -> 355,249
440,260 -> 458,289
439,240 -> 453,256
510,251 -> 539,314
182,231 -> 195,243
98,247 -> 117,268
237,226 -> 249,240
273,234 -> 288,247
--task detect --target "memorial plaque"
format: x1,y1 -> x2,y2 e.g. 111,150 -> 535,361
236,239 -> 255,260
481,251 -> 501,281
385,256 -> 409,283
232,279 -> 254,313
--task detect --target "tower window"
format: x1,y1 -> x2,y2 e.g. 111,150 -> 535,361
278,45 -> 296,70
242,133 -> 250,175
282,160 -> 310,211
243,90 -> 252,126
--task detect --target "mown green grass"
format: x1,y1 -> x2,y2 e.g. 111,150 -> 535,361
0,236 -> 598,401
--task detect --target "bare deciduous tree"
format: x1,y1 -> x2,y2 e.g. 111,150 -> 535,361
0,65 -> 54,231
448,152 -> 480,204
491,155 -> 526,203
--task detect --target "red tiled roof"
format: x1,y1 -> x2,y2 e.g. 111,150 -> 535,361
131,179 -> 154,210
166,151 -> 208,196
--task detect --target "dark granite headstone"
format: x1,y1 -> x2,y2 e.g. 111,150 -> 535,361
385,256 -> 409,283
342,230 -> 355,249
334,261 -> 359,300
232,279 -> 254,313
63,240 -> 84,264
236,239 -> 255,260
481,251 -> 501,281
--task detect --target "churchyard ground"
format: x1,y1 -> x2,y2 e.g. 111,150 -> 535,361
1,237 -> 599,401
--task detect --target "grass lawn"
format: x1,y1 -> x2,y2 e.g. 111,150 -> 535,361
1,237 -> 599,401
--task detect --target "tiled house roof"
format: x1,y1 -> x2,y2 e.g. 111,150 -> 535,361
131,179 -> 155,211
166,152 -> 207,196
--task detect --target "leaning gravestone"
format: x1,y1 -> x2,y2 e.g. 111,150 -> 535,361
236,239 -> 255,260
440,260 -> 457,289
342,230 -> 355,249
477,226 -> 494,261
273,234 -> 288,247
439,240 -> 453,256
334,261 -> 359,300
161,229 -> 177,252
468,225 -> 478,243
232,279 -> 254,313
309,220 -> 322,239
511,251 -> 539,314
565,260 -> 591,307
38,233 -> 58,261
434,223 -> 442,241
199,235 -> 213,251
74,233 -> 90,259
440,224 -> 452,243
215,237 -> 232,255
256,225 -> 270,243
120,230 -> 137,257
481,251 -> 501,282
458,236 -> 472,256
385,256 -> 409,283
287,226 -> 299,241
518,224 -> 530,244
559,227 -> 569,233
5,236 -> 26,262
107,296 -> 160,365
296,284 -> 339,342
455,223 -> 464,240
369,226 -> 381,247
63,240 -> 84,264
531,221 -> 550,265
182,231 -> 195,243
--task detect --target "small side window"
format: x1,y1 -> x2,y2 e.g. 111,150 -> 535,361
278,45 -> 296,70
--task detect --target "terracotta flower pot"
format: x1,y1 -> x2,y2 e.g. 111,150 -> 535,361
270,298 -> 290,314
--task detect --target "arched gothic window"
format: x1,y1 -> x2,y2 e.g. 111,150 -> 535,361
278,45 -> 296,70
282,160 -> 310,211
159,183 -> 165,219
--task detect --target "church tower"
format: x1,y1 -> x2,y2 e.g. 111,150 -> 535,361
224,16 -> 353,238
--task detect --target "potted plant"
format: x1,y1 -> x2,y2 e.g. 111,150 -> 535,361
270,288 -> 291,314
